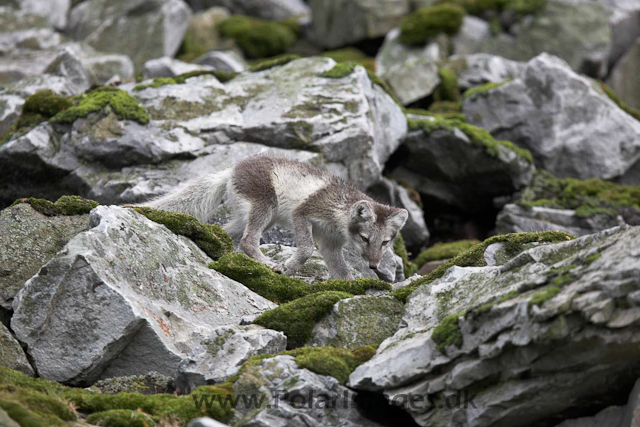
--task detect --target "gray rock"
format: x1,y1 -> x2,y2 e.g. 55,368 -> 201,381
344,244 -> 404,283
349,225 -> 640,427
187,418 -> 230,427
180,6 -> 236,58
309,0 -> 411,49
0,203 -> 89,309
194,50 -> 247,73
367,177 -> 430,250
44,45 -> 91,94
0,407 -> 20,427
452,16 -> 491,56
308,295 -> 404,349
463,53 -> 640,182
14,0 -> 70,30
143,56 -> 213,79
81,50 -> 135,85
608,37 -> 640,110
0,322 -> 34,376
11,206 -> 275,385
176,325 -> 287,392
187,0 -> 310,20
496,203 -> 626,236
445,53 -> 524,91
66,0 -> 192,71
233,355 -> 385,426
478,0 -> 613,78
388,124 -> 534,213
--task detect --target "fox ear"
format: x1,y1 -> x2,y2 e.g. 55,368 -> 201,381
351,200 -> 375,223
388,208 -> 409,231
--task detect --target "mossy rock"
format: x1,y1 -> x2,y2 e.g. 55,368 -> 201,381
406,106 -> 465,121
392,230 -> 574,302
399,5 -> 465,46
517,170 -> 640,219
12,195 -> 99,216
408,116 -> 534,164
50,87 -> 149,125
462,79 -> 512,100
598,81 -> 640,122
434,68 -> 460,102
218,15 -> 298,59
393,234 -> 415,277
435,0 -> 547,17
86,409 -> 155,427
209,251 -> 390,304
414,240 -> 480,269
431,311 -> 464,352
133,70 -> 236,92
134,207 -> 233,261
249,54 -> 301,72
319,62 -> 401,107
321,48 -> 375,72
254,291 -> 354,349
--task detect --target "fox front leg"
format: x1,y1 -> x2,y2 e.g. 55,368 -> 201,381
280,214 -> 315,276
318,241 -> 353,280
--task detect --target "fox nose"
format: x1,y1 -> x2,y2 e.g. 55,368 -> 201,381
369,263 -> 378,270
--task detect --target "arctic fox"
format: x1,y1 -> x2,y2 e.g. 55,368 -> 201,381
147,156 -> 408,280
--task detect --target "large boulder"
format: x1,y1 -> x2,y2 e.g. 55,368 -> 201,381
11,206 -> 276,385
0,202 -> 89,309
309,0 -> 411,49
185,0 -> 310,20
608,37 -> 640,110
462,53 -> 640,182
444,53 -> 524,91
349,225 -> 640,426
66,0 -> 192,70
0,322 -> 34,376
11,0 -> 70,30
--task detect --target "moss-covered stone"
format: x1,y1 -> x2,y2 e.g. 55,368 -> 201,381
319,61 -> 358,78
134,207 -> 233,261
393,234 -> 415,277
12,195 -> 99,216
529,285 -> 561,306
399,5 -> 465,46
436,0 -> 547,17
462,79 -> 512,99
93,372 -> 173,395
517,170 -> 640,218
218,15 -> 298,59
406,106 -> 465,121
209,252 -> 389,303
50,87 -> 149,125
414,240 -> 480,269
133,70 -> 237,92
254,291 -> 353,349
391,231 -> 574,302
408,116 -> 534,164
86,409 -> 155,427
321,48 -> 376,72
434,68 -> 460,102
431,311 -> 464,352
249,54 -> 301,72
598,81 -> 640,121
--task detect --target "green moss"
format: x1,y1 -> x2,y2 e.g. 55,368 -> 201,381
321,48 -> 376,72
391,231 -> 574,302
1,90 -> 72,143
254,291 -> 353,349
93,372 -> 172,395
218,15 -> 298,59
497,290 -> 520,304
399,5 -> 465,46
429,101 -> 463,114
598,81 -> 640,121
406,106 -> 465,121
86,409 -> 155,427
393,234 -> 415,277
436,0 -> 547,17
529,285 -> 561,306
431,311 -> 464,352
414,240 -> 480,269
12,195 -> 99,216
132,77 -> 176,91
133,207 -> 233,261
408,116 -> 534,164
249,54 -> 301,72
51,87 -> 149,125
462,80 -> 511,100
133,70 -> 236,91
584,253 -> 601,264
517,170 -> 640,218
434,68 -> 460,102
209,252 -> 389,304
319,61 -> 358,78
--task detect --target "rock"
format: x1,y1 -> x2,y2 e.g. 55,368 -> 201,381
66,0 -> 192,71
349,225 -> 640,427
92,371 -> 173,394
13,0 -> 70,30
478,0 -> 613,78
194,50 -> 247,73
186,0 -> 310,20
462,53 -> 640,182
388,121 -> 534,213
608,37 -> 640,110
0,203 -> 89,309
309,0 -> 411,49
233,354 -> 385,426
452,15 -> 491,56
367,177 -> 430,250
44,46 -> 92,94
417,260 -> 446,275
176,325 -> 287,392
496,203 -> 625,236
308,295 -> 404,349
187,418 -> 230,427
143,56 -> 213,79
0,407 -> 20,427
445,53 -> 524,91
11,206 -> 275,384
344,244 -> 404,283
179,6 -> 236,61
0,322 -> 34,376
80,50 -> 135,85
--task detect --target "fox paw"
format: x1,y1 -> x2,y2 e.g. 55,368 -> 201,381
270,263 -> 284,274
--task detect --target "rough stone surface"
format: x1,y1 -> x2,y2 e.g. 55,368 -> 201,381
187,0 -> 310,20
349,225 -> 640,427
233,355 -> 385,426
308,295 -> 404,349
181,6 -> 235,57
463,53 -> 640,182
388,126 -> 534,213
143,56 -> 213,79
0,322 -> 34,376
44,45 -> 91,94
186,418 -> 230,427
496,203 -> 626,237
177,325 -> 287,392
66,0 -> 192,70
446,53 -> 524,91
194,50 -> 246,73
608,37 -> 640,110
0,203 -> 89,309
11,206 -> 275,385
14,0 -> 70,30
0,407 -> 20,427
452,16 -> 490,56
309,0 -> 411,49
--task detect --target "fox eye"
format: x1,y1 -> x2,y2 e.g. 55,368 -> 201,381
382,240 -> 390,246
361,235 -> 369,243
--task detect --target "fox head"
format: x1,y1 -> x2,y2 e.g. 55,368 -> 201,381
348,200 -> 409,270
